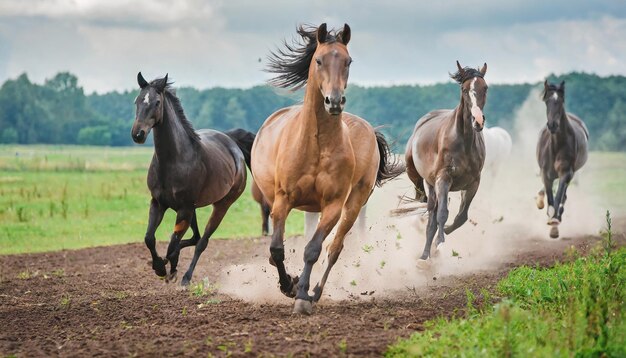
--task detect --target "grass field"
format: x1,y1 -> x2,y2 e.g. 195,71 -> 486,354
0,145 -> 304,255
0,145 -> 625,255
387,214 -> 625,357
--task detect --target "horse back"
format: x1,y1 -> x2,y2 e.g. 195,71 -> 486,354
566,113 -> 589,171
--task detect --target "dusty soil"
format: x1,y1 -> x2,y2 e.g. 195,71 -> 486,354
1,219 -> 624,357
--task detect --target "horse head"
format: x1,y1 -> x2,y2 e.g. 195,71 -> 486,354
131,72 -> 168,144
453,61 -> 488,132
312,23 -> 352,115
542,80 -> 566,134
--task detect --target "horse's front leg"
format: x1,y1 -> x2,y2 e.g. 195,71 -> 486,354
164,208 -> 194,283
434,175 -> 451,249
548,170 -> 574,239
294,201 -> 342,315
418,183 -> 438,262
268,194 -> 298,297
542,175 -> 556,220
145,199 -> 167,277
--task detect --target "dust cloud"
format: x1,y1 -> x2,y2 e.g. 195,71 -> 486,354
217,87 -> 604,303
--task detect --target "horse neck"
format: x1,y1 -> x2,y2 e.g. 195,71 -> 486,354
300,79 -> 344,148
556,108 -> 574,140
152,96 -> 195,162
454,95 -> 477,144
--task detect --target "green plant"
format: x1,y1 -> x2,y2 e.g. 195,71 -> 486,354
338,338 -> 347,354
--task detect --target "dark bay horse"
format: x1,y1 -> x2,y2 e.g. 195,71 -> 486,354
405,61 -> 487,264
252,23 -> 401,314
536,80 -> 589,238
131,73 -> 255,286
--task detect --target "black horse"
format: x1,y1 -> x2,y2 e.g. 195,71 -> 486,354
536,80 -> 589,238
131,72 -> 255,285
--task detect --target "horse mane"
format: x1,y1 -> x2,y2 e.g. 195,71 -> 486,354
266,24 -> 342,90
151,78 -> 200,144
449,67 -> 484,85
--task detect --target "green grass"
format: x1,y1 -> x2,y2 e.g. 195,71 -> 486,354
0,145 -> 303,255
387,213 -> 625,357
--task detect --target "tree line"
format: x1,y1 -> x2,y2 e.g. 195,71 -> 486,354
0,71 -> 624,150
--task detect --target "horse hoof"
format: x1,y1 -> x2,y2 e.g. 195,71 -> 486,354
548,218 -> 560,226
536,197 -> 544,209
549,226 -> 559,239
293,299 -> 313,315
165,270 -> 178,283
152,258 -> 167,277
416,259 -> 431,270
181,275 -> 191,287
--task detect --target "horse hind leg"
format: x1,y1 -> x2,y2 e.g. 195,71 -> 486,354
261,201 -> 271,236
406,155 -> 427,203
179,210 -> 201,249
444,182 -> 479,235
181,182 -> 245,286
164,208 -> 194,283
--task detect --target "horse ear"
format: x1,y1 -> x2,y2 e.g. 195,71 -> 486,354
317,23 -> 328,44
544,79 -> 549,89
340,23 -> 351,45
456,60 -> 465,75
559,80 -> 565,91
137,72 -> 148,89
154,73 -> 168,93
480,62 -> 487,76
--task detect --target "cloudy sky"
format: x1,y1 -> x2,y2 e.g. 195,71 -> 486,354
0,0 -> 624,93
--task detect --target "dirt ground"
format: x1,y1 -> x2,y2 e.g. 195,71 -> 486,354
1,218 -> 624,357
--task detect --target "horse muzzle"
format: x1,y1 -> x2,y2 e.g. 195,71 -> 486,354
324,94 -> 346,116
131,126 -> 150,144
547,123 -> 559,134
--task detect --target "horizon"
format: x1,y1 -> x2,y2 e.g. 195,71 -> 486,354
4,69 -> 619,95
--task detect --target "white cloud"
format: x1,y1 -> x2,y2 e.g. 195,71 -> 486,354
0,1 -> 624,92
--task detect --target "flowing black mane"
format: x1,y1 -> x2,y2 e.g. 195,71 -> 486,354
152,79 -> 200,144
266,24 -> 343,90
450,67 -> 484,85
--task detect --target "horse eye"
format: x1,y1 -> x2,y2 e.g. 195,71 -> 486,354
315,58 -> 322,66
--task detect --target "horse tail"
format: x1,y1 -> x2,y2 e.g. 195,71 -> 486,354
225,128 -> 255,171
374,130 -> 404,187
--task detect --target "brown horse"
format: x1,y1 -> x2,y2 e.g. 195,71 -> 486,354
405,61 -> 487,263
131,73 -> 255,286
251,23 -> 400,314
251,179 -> 271,236
536,80 -> 589,238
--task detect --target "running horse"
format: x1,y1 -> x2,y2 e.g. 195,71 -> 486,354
536,80 -> 588,238
405,61 -> 488,263
131,73 -> 255,286
252,23 -> 400,314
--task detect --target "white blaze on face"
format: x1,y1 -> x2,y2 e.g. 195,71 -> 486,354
552,92 -> 558,101
468,78 -> 484,126
143,93 -> 150,105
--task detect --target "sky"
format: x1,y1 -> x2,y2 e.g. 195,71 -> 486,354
0,0 -> 625,94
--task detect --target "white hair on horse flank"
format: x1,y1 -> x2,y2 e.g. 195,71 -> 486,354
143,93 -> 150,105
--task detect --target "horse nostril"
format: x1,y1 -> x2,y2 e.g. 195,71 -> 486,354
340,96 -> 346,105
135,130 -> 145,139
324,97 -> 331,105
